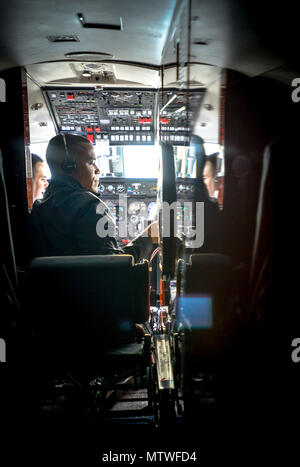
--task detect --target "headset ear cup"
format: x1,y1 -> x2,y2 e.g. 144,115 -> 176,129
61,158 -> 77,174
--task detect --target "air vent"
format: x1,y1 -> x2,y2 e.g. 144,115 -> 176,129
47,35 -> 80,43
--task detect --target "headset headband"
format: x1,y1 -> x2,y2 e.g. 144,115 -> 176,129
61,133 -> 70,158
60,133 -> 77,173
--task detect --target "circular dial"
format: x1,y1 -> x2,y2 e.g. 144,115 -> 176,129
106,184 -> 114,193
128,201 -> 142,214
130,215 -> 139,225
116,184 -> 125,193
128,201 -> 147,216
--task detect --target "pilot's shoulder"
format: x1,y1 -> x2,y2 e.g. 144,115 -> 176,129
73,189 -> 105,215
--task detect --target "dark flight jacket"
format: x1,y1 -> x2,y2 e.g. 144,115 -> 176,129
29,175 -> 153,262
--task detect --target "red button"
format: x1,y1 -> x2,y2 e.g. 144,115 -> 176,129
87,133 -> 94,143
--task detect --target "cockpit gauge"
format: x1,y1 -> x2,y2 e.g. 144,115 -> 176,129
99,184 -> 105,193
106,185 -> 114,193
116,184 -> 125,193
128,201 -> 148,216
130,215 -> 139,224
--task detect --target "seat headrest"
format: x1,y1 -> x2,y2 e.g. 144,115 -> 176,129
29,254 -> 134,270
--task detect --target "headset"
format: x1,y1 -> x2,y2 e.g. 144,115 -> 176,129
60,133 -> 77,174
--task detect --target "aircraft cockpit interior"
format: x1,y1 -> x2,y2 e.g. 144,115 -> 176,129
1,0 -> 300,463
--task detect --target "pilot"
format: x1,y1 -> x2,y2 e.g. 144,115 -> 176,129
31,153 -> 49,203
29,133 -> 158,260
203,153 -> 218,199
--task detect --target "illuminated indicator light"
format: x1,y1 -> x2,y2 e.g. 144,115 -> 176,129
125,135 -> 128,140
95,127 -> 101,132
120,135 -> 124,141
136,126 -> 140,131
142,135 -> 146,141
86,127 -> 93,132
125,126 -> 129,131
111,135 -> 115,141
87,133 -> 94,143
136,135 -> 140,141
129,135 -> 134,141
115,135 -> 120,141
147,135 -> 151,141
67,93 -> 75,100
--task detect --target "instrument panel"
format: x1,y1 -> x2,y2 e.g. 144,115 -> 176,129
44,88 -> 156,145
43,87 -> 205,146
97,178 -> 197,243
159,88 -> 205,145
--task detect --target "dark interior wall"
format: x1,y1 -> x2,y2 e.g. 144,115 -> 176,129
223,69 -> 300,312
221,70 -> 300,428
0,67 -> 28,269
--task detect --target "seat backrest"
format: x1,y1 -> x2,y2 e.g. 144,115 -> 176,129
184,253 -> 233,330
27,254 -> 149,363
177,253 -> 233,365
249,136 -> 293,332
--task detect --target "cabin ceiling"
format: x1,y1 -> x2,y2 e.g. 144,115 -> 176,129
0,0 -> 176,70
0,0 -> 299,82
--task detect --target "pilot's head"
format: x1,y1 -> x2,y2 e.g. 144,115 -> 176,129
32,153 -> 48,202
203,153 -> 218,198
46,133 -> 100,193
